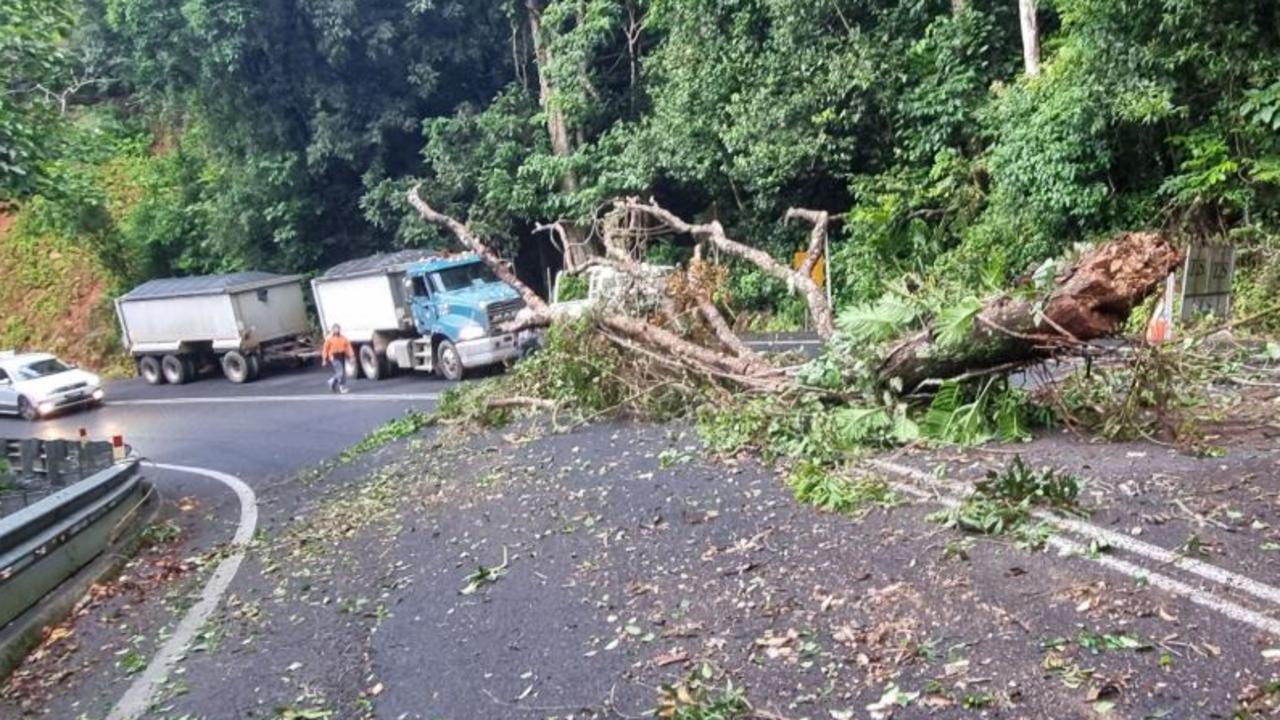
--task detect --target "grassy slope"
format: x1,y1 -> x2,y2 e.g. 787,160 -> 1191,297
0,210 -> 131,375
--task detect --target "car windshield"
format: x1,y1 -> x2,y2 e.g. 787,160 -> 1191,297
15,358 -> 71,380
432,263 -> 499,292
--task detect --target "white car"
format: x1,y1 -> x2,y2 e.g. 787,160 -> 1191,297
0,352 -> 105,420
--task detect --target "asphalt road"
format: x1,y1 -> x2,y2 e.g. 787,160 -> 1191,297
0,365 -> 444,478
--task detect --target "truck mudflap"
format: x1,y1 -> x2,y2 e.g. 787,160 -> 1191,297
456,333 -> 525,369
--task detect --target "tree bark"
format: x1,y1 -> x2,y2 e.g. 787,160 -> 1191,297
526,0 -> 593,269
1019,0 -> 1042,76
879,232 -> 1183,391
408,186 -> 550,317
623,199 -> 836,340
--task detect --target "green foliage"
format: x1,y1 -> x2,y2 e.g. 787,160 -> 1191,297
340,410 -> 435,463
786,462 -> 898,517
928,455 -> 1082,548
1054,341 -> 1229,442
555,273 -> 589,302
920,379 -> 1048,446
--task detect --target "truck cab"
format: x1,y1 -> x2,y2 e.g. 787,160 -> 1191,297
384,256 -> 532,380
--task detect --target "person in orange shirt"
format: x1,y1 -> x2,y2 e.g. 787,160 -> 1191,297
321,324 -> 355,394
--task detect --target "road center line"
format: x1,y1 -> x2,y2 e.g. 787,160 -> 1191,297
882,470 -> 1280,636
106,463 -> 258,720
872,459 -> 1280,615
110,393 -> 440,406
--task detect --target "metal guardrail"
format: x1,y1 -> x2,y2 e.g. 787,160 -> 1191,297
1,439 -> 119,516
0,458 -> 142,629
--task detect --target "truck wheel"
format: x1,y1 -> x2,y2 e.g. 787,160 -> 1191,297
139,356 -> 164,385
247,353 -> 262,381
184,357 -> 198,382
18,397 -> 39,421
436,340 -> 465,381
221,351 -> 252,384
359,344 -> 386,381
161,354 -> 189,385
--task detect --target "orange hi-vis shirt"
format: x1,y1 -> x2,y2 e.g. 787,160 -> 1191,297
322,335 -> 355,363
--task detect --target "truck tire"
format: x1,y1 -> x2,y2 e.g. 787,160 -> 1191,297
221,351 -> 252,384
139,356 -> 164,385
436,340 -> 465,381
359,344 -> 386,381
184,356 -> 198,382
161,354 -> 189,385
247,353 -> 262,381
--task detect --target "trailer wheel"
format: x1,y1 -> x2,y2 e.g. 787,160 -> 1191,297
184,357 -> 198,382
436,340 -> 464,381
161,354 -> 190,385
221,351 -> 252,384
139,356 -> 164,385
247,353 -> 262,381
359,344 -> 386,381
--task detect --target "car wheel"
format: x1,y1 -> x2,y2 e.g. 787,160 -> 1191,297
18,396 -> 39,421
221,351 -> 252,384
139,356 -> 163,385
359,344 -> 385,381
436,340 -> 464,381
161,354 -> 189,385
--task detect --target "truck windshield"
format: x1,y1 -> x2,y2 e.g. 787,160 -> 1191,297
432,263 -> 499,292
16,358 -> 70,380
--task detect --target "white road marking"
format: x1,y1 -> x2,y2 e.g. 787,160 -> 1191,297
110,393 -> 439,407
882,468 -> 1280,636
106,463 -> 258,720
872,459 -> 1280,608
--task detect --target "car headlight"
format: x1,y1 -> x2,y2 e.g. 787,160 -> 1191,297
37,401 -> 54,415
92,388 -> 105,400
458,325 -> 486,341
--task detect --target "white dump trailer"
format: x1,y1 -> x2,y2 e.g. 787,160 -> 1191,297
116,272 -> 315,385
310,251 -> 438,380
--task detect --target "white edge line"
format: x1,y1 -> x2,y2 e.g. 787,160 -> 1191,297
876,461 -> 1280,637
106,462 -> 258,720
871,459 -> 1280,608
110,394 -> 439,406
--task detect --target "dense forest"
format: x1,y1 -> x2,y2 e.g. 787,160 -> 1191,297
2,0 -> 1279,364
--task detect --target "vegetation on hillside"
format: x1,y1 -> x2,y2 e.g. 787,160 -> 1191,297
2,0 -> 1278,367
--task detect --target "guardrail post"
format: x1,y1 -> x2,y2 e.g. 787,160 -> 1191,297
45,441 -> 67,487
19,440 -> 39,480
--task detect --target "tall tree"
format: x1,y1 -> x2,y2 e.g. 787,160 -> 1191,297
1018,0 -> 1041,75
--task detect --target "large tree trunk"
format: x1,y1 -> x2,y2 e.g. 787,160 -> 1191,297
526,0 -> 594,269
879,232 -> 1183,391
1019,0 -> 1042,76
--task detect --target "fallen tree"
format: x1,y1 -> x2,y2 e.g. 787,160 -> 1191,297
880,232 -> 1184,392
408,186 -> 1183,403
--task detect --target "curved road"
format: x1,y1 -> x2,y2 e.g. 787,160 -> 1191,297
0,365 -> 443,477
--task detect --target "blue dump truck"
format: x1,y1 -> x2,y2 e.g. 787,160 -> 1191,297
311,251 -> 533,381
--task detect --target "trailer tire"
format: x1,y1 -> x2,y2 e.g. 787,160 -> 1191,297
221,351 -> 252,384
359,344 -> 386,381
247,353 -> 262,381
161,354 -> 189,385
184,357 -> 198,382
436,340 -> 465,381
139,356 -> 164,385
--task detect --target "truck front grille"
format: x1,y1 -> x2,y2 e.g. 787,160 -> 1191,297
487,299 -> 525,327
